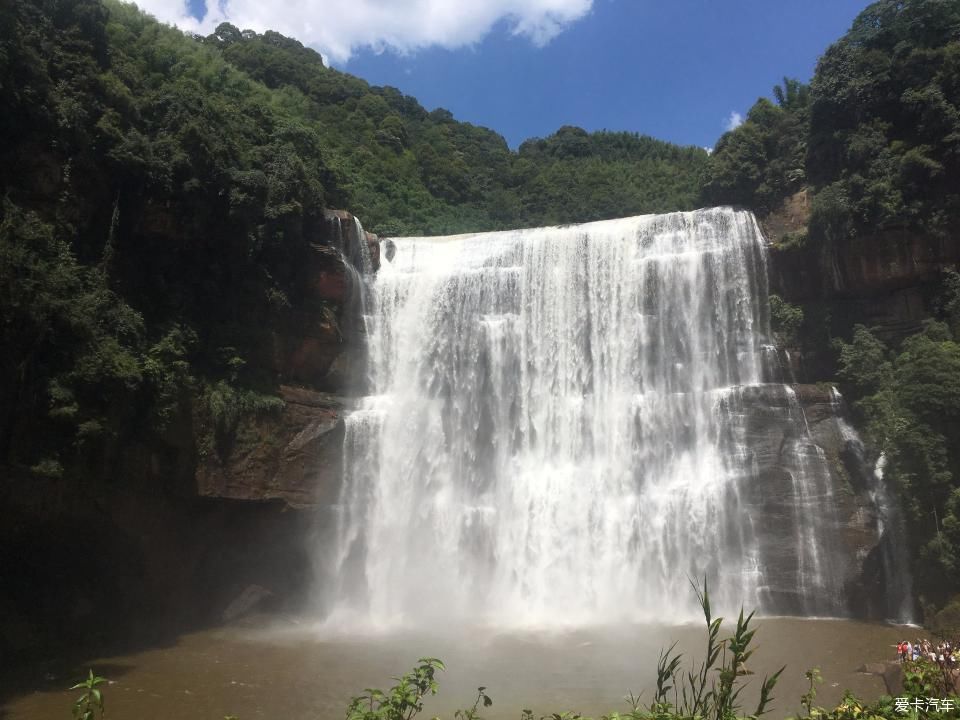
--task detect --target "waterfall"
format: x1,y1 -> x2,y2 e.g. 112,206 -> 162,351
831,388 -> 916,623
329,213 -> 374,276
328,208 -> 906,627
352,216 -> 374,276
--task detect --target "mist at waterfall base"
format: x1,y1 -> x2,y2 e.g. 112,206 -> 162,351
320,208 -> 912,631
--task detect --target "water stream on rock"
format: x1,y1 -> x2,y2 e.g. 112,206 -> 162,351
328,208 -> 912,627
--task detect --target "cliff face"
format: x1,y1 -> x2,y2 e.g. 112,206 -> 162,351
198,210 -> 379,509
757,192 -> 960,620
764,191 -> 960,344
730,382 -> 906,619
0,210 -> 377,662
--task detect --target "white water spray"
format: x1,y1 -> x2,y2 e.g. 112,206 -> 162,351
328,208 -> 906,627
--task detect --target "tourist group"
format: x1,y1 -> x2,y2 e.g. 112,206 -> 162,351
898,639 -> 959,667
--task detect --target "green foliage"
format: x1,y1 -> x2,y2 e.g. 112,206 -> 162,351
808,0 -> 960,241
142,325 -> 197,429
70,669 -> 106,720
0,0 -> 325,475
345,657 -> 447,720
835,319 -> 960,605
769,295 -> 804,347
646,580 -> 784,720
776,230 -> 808,251
798,667 -> 822,717
0,198 -> 143,470
701,78 -> 810,213
30,458 -> 64,479
835,326 -> 893,397
203,378 -> 284,458
789,684 -> 916,720
202,28 -> 707,234
454,688 -> 494,720
898,658 -> 959,703
937,270 -> 960,337
514,129 -> 708,227
927,594 -> 960,638
703,0 -> 960,257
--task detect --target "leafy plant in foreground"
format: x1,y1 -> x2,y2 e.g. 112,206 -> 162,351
345,657 -> 449,720
901,658 -> 957,701
70,669 -> 106,720
455,687 -> 494,720
798,667 -> 821,717
643,579 -> 784,720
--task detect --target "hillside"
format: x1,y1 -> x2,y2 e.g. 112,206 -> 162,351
205,23 -> 708,235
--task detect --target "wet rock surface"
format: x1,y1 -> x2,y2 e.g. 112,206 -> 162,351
724,383 -> 892,618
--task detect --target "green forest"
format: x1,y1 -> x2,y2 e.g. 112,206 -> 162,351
2,0 -> 960,626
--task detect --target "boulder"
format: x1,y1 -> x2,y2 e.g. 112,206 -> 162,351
882,662 -> 905,696
367,230 -> 381,272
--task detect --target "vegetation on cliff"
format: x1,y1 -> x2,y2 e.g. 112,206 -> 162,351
836,312 -> 960,607
700,78 -> 810,216
815,0 -> 960,610
806,0 -> 960,244
0,0 -> 328,478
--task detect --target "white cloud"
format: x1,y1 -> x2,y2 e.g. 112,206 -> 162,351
724,111 -> 744,132
133,0 -> 594,63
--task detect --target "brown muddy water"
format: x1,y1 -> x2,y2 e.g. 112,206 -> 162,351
3,618 -> 911,720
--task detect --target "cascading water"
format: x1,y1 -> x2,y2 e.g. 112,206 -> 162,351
351,216 -> 375,276
831,388 -> 916,623
328,208 -> 907,627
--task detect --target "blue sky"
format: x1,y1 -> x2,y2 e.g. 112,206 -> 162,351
171,0 -> 869,150
340,1 -> 866,149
